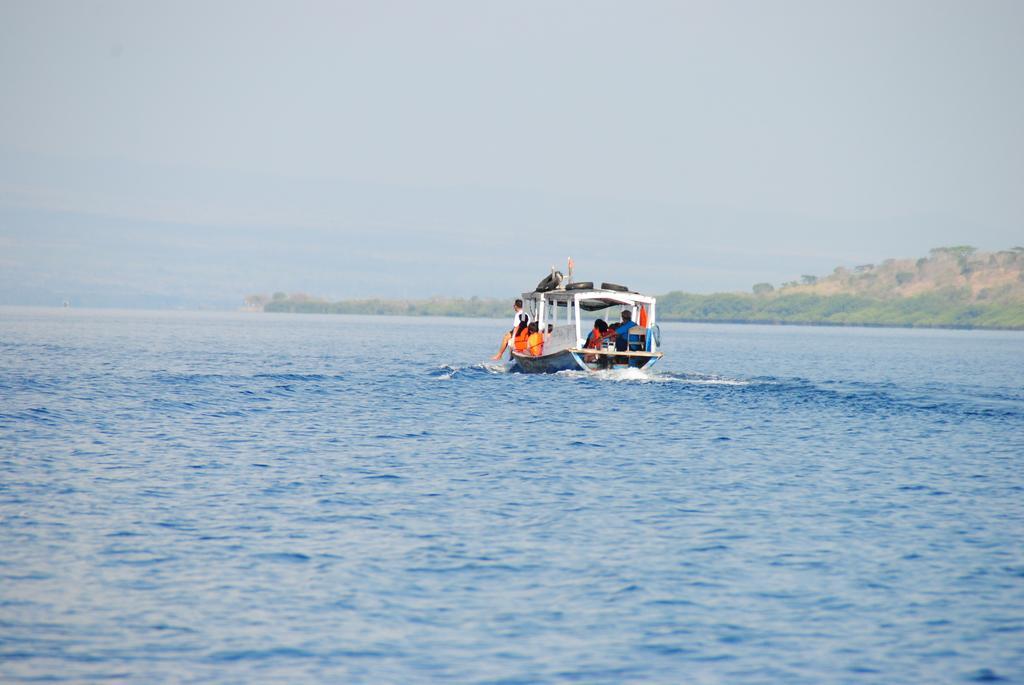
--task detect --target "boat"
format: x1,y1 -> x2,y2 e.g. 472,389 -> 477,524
509,269 -> 663,373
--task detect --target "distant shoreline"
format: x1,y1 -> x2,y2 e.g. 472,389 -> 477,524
657,316 -> 1024,332
256,292 -> 1024,331
251,246 -> 1024,331
255,307 -> 1024,332
4,304 -> 1022,331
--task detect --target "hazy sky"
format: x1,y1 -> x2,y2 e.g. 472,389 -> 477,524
1,1 -> 1022,306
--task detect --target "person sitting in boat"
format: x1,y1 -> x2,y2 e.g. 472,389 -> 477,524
492,299 -> 530,360
526,322 -> 544,356
612,309 -> 634,352
585,319 -> 611,349
512,320 -> 531,354
583,319 -> 611,362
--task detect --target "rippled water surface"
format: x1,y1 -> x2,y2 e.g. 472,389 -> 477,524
2,307 -> 1023,683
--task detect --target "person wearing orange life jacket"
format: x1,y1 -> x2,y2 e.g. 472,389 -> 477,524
492,299 -> 530,360
512,320 -> 530,353
526,322 -> 544,356
583,318 -> 611,362
584,319 -> 612,349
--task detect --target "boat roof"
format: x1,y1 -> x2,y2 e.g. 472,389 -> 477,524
522,287 -> 656,311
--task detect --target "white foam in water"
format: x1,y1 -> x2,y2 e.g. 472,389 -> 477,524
556,367 -> 750,385
433,362 -> 514,379
596,367 -> 651,382
479,362 -> 513,374
432,364 -> 462,380
670,374 -> 750,386
436,362 -> 748,385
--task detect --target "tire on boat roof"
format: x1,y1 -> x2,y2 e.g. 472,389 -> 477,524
601,282 -> 629,292
565,281 -> 593,290
535,271 -> 563,292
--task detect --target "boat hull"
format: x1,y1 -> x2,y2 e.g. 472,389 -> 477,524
511,348 -> 663,374
511,348 -> 583,373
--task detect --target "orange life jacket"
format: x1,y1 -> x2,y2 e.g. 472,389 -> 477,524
586,328 -> 614,349
527,332 -> 544,356
513,328 -> 530,352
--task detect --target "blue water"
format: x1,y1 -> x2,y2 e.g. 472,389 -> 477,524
2,307 -> 1023,683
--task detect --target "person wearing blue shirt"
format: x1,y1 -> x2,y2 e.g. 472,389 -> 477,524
612,309 -> 634,352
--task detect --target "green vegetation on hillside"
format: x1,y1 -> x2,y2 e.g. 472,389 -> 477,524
250,247 -> 1024,330
258,293 -> 508,318
656,287 -> 1023,329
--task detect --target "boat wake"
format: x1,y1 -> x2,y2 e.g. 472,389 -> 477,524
556,368 -> 750,385
429,362 -> 514,380
430,364 -> 748,385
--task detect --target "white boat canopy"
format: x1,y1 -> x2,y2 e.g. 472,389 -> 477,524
520,287 -> 657,350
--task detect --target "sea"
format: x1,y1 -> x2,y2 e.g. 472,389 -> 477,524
1,307 -> 1022,684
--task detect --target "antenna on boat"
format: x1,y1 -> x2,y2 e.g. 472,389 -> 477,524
567,256 -> 574,284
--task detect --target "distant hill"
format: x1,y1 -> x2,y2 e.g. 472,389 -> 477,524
257,247 -> 1024,330
657,246 -> 1024,329
764,246 -> 1024,302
